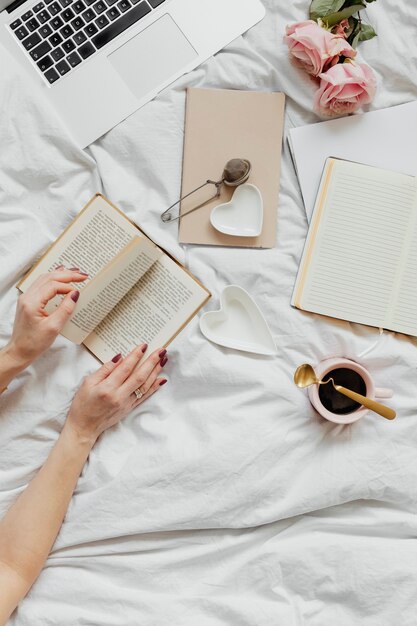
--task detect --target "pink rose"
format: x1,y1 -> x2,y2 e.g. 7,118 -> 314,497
285,20 -> 356,77
314,61 -> 377,116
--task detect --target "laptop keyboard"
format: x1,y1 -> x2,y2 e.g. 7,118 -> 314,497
9,0 -> 166,85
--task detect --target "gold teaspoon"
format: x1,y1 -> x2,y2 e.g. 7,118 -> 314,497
294,364 -> 396,421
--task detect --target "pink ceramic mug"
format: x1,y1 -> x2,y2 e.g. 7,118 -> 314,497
308,357 -> 393,424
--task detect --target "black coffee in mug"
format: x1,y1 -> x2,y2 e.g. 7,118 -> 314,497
318,368 -> 367,415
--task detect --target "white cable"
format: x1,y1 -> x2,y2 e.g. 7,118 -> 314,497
357,328 -> 384,359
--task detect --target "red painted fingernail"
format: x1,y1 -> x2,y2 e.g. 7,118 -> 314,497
71,290 -> 80,302
112,353 -> 122,363
159,379 -> 167,386
141,343 -> 148,353
160,356 -> 168,367
69,267 -> 80,271
159,349 -> 167,358
56,264 -> 64,270
79,272 -> 89,276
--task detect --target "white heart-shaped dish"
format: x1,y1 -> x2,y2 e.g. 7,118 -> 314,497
199,285 -> 276,356
210,184 -> 263,237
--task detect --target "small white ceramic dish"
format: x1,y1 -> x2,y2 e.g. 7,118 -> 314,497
199,285 -> 276,356
210,183 -> 263,237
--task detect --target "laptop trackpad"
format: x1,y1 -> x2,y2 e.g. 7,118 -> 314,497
108,14 -> 197,99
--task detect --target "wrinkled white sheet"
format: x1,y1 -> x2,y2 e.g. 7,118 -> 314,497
1,1 -> 417,624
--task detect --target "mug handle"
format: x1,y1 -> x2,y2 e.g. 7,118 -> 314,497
375,387 -> 393,399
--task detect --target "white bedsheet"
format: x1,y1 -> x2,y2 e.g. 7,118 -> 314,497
1,1 -> 417,624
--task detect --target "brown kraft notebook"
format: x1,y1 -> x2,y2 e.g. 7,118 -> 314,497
18,194 -> 211,362
179,87 -> 285,248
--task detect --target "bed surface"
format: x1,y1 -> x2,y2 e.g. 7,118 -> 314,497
1,1 -> 417,624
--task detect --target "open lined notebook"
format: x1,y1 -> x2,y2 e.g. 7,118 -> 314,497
292,158 -> 417,337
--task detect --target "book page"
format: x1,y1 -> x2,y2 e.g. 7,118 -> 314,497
292,159 -> 417,329
84,255 -> 210,362
19,195 -> 139,294
61,237 -> 162,344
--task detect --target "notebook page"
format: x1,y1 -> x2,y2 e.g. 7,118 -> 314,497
390,195 -> 417,336
293,159 -> 416,329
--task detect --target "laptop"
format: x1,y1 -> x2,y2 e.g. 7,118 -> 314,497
0,0 -> 265,148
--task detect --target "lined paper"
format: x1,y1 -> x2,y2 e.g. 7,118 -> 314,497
295,159 -> 416,330
391,204 -> 417,335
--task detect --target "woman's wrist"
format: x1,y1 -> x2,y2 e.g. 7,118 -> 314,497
2,341 -> 32,371
61,418 -> 98,451
0,342 -> 32,392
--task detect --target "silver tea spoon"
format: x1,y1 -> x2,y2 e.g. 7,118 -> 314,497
160,158 -> 252,223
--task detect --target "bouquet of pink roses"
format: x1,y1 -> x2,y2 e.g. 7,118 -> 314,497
285,0 -> 378,116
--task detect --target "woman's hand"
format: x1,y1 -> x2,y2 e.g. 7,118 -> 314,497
65,344 -> 168,444
5,267 -> 88,369
0,341 -> 168,621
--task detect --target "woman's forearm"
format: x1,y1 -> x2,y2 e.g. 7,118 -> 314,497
0,343 -> 29,394
0,342 -> 166,623
0,423 -> 94,623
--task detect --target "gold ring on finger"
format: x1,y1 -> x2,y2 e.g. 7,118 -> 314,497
134,388 -> 144,400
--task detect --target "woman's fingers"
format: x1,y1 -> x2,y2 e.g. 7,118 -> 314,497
25,270 -> 88,307
47,269 -> 89,283
89,353 -> 123,384
38,281 -> 75,306
132,378 -> 168,408
36,269 -> 89,286
21,269 -> 89,316
129,353 -> 167,398
123,348 -> 167,395
47,290 -> 81,331
107,343 -> 148,386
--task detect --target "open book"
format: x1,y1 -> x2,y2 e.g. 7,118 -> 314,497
19,195 -> 211,362
292,158 -> 417,337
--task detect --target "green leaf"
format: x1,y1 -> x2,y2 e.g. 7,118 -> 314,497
351,31 -> 361,48
322,4 -> 366,27
344,15 -> 357,37
343,0 -> 366,6
358,23 -> 377,41
309,0 -> 344,20
346,16 -> 360,46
